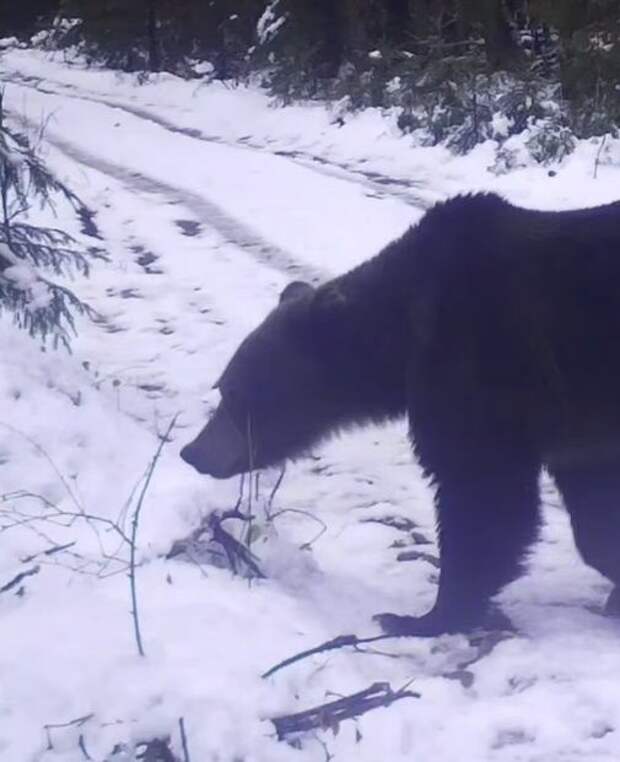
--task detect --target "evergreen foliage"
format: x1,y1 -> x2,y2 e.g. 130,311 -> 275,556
0,0 -> 59,39
0,91 -> 99,349
3,2 -> 620,160
56,0 -> 262,78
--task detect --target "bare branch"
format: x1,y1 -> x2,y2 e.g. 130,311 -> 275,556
269,507 -> 328,549
130,414 -> 179,657
594,133 -> 607,179
0,423 -> 83,512
0,564 -> 40,593
179,717 -> 191,762
262,633 -> 391,680
270,681 -> 420,740
265,463 -> 286,519
44,714 -> 95,752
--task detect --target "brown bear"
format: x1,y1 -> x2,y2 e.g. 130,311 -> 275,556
181,192 -> 620,637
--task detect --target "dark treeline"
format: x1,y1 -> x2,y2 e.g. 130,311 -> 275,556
3,2 -> 620,159
0,0 -> 58,37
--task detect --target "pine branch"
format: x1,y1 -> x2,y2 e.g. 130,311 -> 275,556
0,88 -> 102,349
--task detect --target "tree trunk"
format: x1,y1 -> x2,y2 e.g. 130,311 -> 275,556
146,0 -> 160,71
385,0 -> 411,42
339,0 -> 366,62
480,0 -> 518,69
0,0 -> 60,38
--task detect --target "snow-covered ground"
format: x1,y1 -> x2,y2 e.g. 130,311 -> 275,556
1,46 -> 620,762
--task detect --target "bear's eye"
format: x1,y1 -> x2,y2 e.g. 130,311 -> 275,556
221,384 -> 246,417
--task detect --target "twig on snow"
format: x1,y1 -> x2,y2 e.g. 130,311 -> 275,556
44,713 -> 94,752
245,415 -> 255,555
594,133 -> 607,179
262,633 -> 391,680
130,413 -> 179,658
22,540 -> 77,562
265,463 -> 286,519
78,734 -> 92,760
232,470 -> 246,513
270,680 -> 420,740
179,717 -> 191,762
0,564 -> 40,593
1,490 -> 132,545
312,733 -> 334,762
167,506 -> 265,579
0,422 -> 83,513
263,617 -> 511,683
268,507 -> 328,549
208,510 -> 265,579
0,491 -> 131,580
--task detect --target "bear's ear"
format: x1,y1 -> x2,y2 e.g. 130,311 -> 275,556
311,283 -> 347,316
279,281 -> 314,304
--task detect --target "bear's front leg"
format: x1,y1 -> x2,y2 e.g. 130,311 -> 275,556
374,603 -> 513,637
375,456 -> 541,637
604,587 -> 620,616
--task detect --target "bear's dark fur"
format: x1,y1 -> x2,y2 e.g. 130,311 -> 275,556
181,192 -> 620,636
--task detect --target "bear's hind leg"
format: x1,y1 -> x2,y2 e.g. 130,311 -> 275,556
550,462 -> 620,615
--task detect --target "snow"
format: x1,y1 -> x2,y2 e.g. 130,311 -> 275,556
0,36 -> 19,50
0,44 -> 618,761
2,261 -> 53,309
256,0 -> 286,45
491,112 -> 513,139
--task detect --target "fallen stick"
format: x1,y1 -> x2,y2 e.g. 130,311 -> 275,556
262,633 -> 391,679
270,681 -> 420,740
0,564 -> 40,593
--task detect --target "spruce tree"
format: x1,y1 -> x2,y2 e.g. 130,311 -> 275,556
0,91 -> 99,349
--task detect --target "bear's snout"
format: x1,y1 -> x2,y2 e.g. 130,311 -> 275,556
180,404 -> 249,479
179,442 -> 203,470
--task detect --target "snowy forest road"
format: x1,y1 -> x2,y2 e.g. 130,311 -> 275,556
1,73 -> 419,431
23,123 -> 329,286
2,69 -> 438,211
1,72 -> 430,279
4,75 -> 326,285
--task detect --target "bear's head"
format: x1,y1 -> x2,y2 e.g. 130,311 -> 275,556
180,281 -> 345,478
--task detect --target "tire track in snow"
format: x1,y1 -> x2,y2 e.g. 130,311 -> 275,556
15,116 -> 327,286
2,71 -> 439,211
